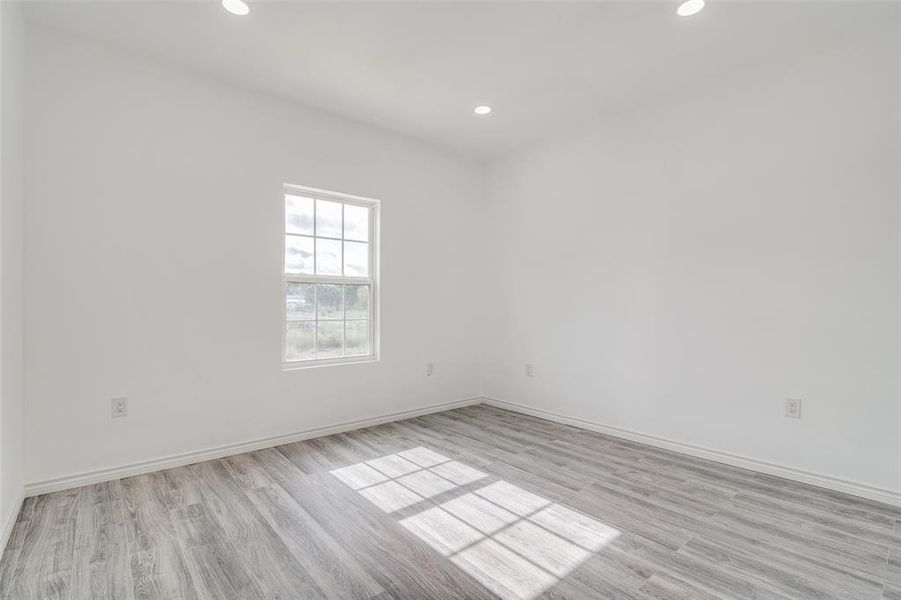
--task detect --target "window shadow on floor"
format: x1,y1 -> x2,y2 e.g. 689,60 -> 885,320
330,446 -> 620,600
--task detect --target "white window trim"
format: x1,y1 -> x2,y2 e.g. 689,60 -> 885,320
282,183 -> 380,370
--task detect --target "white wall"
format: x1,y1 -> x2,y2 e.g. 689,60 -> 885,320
0,0 -> 26,535
483,26 -> 901,492
24,27 -> 484,486
20,7 -> 901,501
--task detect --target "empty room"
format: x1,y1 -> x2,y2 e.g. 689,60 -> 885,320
0,0 -> 899,598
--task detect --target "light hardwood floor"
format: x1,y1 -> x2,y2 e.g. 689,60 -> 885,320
1,404 -> 899,599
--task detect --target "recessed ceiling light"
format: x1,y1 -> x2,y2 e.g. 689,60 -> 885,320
222,0 -> 250,16
677,0 -> 705,16
474,105 -> 492,115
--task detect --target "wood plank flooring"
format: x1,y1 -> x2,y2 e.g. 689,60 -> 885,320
2,404 -> 900,599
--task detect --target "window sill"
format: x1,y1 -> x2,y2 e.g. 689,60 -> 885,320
282,355 -> 378,371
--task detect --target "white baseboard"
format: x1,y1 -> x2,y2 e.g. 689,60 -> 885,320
24,396 -> 482,497
482,396 -> 901,508
26,394 -> 901,508
0,487 -> 24,558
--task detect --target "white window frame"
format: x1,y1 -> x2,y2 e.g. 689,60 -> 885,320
282,183 -> 380,370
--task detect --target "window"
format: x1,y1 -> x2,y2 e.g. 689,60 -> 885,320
283,184 -> 378,367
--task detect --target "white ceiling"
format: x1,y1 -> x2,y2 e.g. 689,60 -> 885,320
24,1 -> 892,159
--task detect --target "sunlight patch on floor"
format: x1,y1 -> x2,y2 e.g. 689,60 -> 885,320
330,447 -> 621,599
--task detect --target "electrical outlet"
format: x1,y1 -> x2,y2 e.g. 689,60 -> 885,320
785,398 -> 802,419
426,362 -> 435,377
111,397 -> 128,418
525,363 -> 534,377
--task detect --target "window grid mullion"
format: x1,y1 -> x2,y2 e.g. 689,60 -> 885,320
313,198 -> 318,276
313,196 -> 319,358
313,282 -> 319,358
342,284 -> 347,358
286,233 -> 344,242
341,202 -> 346,278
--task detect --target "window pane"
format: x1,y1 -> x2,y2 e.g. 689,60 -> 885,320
285,235 -> 314,274
344,241 -> 369,277
285,321 -> 315,361
285,195 -> 314,235
316,200 -> 342,238
346,320 -> 370,356
317,321 -> 343,358
344,204 -> 369,241
317,284 -> 343,319
286,283 -> 315,320
283,192 -> 377,365
345,285 -> 370,319
316,238 -> 342,275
